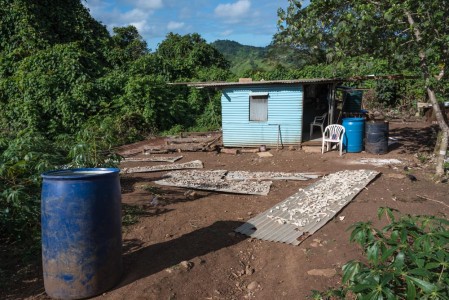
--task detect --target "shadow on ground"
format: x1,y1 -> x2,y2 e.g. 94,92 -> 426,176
389,125 -> 438,153
116,220 -> 246,289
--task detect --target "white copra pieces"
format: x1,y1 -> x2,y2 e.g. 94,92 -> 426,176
265,170 -> 379,229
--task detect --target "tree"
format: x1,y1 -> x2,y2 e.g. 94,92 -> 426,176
109,25 -> 149,69
277,0 -> 449,176
156,33 -> 230,81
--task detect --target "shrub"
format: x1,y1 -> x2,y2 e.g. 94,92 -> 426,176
312,207 -> 449,299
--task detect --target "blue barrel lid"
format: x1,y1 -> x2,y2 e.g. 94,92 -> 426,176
42,168 -> 120,179
342,117 -> 365,122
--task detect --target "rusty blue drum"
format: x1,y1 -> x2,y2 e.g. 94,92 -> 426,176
41,168 -> 122,299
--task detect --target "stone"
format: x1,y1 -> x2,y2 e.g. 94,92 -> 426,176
257,152 -> 273,158
180,260 -> 194,270
307,268 -> 337,277
245,265 -> 254,275
247,281 -> 258,291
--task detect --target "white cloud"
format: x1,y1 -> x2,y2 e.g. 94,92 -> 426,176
167,21 -> 185,30
125,0 -> 163,10
214,0 -> 251,20
220,30 -> 233,36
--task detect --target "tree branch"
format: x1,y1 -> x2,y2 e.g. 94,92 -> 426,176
436,68 -> 445,81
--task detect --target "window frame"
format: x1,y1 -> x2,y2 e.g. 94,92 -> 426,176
249,92 -> 269,122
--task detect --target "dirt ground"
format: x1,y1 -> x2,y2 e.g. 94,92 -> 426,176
4,119 -> 449,300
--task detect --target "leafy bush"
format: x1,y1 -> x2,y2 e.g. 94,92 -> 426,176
375,80 -> 399,107
0,131 -> 66,243
312,207 -> 449,299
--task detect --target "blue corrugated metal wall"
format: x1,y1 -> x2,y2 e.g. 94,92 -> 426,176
221,84 -> 303,147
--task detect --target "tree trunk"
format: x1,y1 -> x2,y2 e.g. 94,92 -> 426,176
427,87 -> 449,176
406,11 -> 449,177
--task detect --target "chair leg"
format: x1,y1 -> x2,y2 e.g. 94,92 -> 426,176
339,142 -> 343,156
321,139 -> 325,154
310,125 -> 313,139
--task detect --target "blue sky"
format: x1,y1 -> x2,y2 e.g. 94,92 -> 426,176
84,0 -> 293,50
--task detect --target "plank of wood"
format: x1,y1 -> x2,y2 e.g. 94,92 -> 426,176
257,152 -> 273,157
240,148 -> 260,153
123,156 -> 183,163
220,148 -> 240,155
166,137 -> 215,144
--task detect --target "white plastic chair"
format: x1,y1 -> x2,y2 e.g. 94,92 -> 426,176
321,124 -> 345,156
309,112 -> 327,139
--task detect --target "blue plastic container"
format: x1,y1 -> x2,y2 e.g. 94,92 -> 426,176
342,117 -> 365,153
41,168 -> 122,299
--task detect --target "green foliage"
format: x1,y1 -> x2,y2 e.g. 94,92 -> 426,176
3,43 -> 106,135
157,33 -> 230,81
108,25 -> 149,69
211,39 -> 313,76
68,118 -> 123,168
0,0 -> 231,251
375,80 -> 400,108
0,131 -> 66,243
313,208 -> 449,299
122,205 -> 146,226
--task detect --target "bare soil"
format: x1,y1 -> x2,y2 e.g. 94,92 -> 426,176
4,120 -> 449,300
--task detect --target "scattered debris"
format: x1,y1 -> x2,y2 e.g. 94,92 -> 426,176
144,145 -> 203,153
339,216 -> 345,221
355,158 -> 402,167
123,156 -> 183,163
121,160 -> 203,174
307,269 -> 337,277
257,152 -> 273,158
235,170 -> 379,245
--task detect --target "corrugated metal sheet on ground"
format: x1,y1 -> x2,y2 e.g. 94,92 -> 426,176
235,170 -> 379,245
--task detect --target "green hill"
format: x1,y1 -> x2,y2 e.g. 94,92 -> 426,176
210,40 -> 307,76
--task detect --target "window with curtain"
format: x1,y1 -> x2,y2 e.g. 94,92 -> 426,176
249,94 -> 268,121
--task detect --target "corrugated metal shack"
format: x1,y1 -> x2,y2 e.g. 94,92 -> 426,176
188,78 -> 342,147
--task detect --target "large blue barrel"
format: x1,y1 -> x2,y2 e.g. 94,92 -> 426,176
342,117 -> 365,153
365,121 -> 389,154
41,168 -> 122,299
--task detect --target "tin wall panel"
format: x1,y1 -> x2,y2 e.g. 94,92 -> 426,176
221,85 -> 303,147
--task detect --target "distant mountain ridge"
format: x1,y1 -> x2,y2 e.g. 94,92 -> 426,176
211,39 -> 300,76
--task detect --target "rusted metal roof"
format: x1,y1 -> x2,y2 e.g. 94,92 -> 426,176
170,74 -> 418,88
235,169 -> 380,245
183,78 -> 343,88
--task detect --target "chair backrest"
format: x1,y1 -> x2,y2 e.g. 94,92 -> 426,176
313,112 -> 327,123
323,124 -> 345,141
